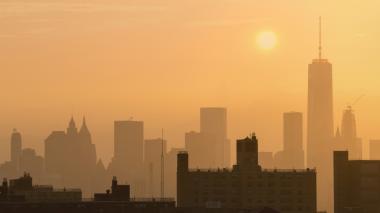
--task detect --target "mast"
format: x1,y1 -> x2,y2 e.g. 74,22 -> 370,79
160,128 -> 165,198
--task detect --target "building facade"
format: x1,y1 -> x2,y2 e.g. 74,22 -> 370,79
178,134 -> 316,213
334,151 -> 380,213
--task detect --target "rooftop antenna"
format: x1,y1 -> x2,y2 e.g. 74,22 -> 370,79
160,128 -> 165,199
318,16 -> 322,60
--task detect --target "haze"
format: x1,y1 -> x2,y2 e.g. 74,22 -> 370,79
1,0 -> 380,165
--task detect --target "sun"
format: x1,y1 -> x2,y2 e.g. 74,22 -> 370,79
256,31 -> 277,50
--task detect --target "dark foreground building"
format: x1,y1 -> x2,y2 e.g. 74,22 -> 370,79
0,173 -> 81,202
177,134 -> 316,213
334,151 -> 380,213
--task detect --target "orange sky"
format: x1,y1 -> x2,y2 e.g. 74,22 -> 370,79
1,0 -> 380,164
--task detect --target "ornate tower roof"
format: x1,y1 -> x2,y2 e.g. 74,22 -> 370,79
67,116 -> 78,136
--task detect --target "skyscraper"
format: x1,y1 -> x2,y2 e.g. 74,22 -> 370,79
334,106 -> 362,159
200,108 -> 227,139
113,120 -> 144,167
200,107 -> 230,167
307,17 -> 334,212
10,129 -> 22,170
109,120 -> 144,196
274,112 -> 304,168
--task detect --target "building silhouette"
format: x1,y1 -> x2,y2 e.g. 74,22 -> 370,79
334,106 -> 362,159
0,173 -> 81,202
185,108 -> 230,169
178,134 -> 316,212
10,129 -> 22,171
0,130 -> 44,183
44,117 -> 97,196
258,152 -> 275,169
200,107 -> 230,167
274,112 -> 304,169
307,18 -> 334,212
94,176 -> 130,201
369,140 -> 380,160
185,131 -> 209,168
165,148 -> 185,199
19,149 -> 44,183
334,151 -> 380,213
108,120 -> 145,197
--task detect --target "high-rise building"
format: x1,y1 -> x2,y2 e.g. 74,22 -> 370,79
10,129 -> 22,170
109,120 -> 144,196
334,151 -> 380,213
177,134 -> 316,212
258,152 -> 274,168
184,131 -> 209,168
369,140 -> 380,160
200,108 -> 227,139
275,112 -> 304,169
185,107 -> 230,168
334,106 -> 362,159
306,18 -> 334,212
113,120 -> 144,166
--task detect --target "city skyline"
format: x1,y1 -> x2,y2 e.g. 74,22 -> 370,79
1,1 -> 380,167
1,1 -> 380,212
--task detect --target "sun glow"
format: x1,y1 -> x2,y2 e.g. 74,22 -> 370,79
256,31 -> 277,50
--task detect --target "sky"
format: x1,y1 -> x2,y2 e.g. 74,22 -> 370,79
0,0 -> 380,164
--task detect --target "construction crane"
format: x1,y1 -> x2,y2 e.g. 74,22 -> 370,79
347,94 -> 365,110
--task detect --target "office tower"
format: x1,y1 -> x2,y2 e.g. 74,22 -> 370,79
113,120 -> 144,166
185,107 -> 230,168
258,152 -> 274,168
274,112 -> 304,169
306,18 -> 333,212
334,151 -> 380,213
110,120 -> 144,196
200,108 -> 227,139
10,129 -> 22,170
334,106 -> 362,159
177,134 -> 316,212
144,138 -> 167,197
369,140 -> 380,160
184,131 -> 208,168
200,107 -> 229,167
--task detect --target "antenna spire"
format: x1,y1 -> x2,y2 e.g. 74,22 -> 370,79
160,128 -> 165,199
319,16 -> 322,60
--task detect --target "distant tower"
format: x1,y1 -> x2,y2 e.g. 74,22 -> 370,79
67,116 -> 78,137
340,106 -> 362,159
79,117 -> 92,144
307,17 -> 334,212
282,112 -> 304,168
200,107 -> 229,167
10,129 -> 22,169
341,106 -> 356,139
